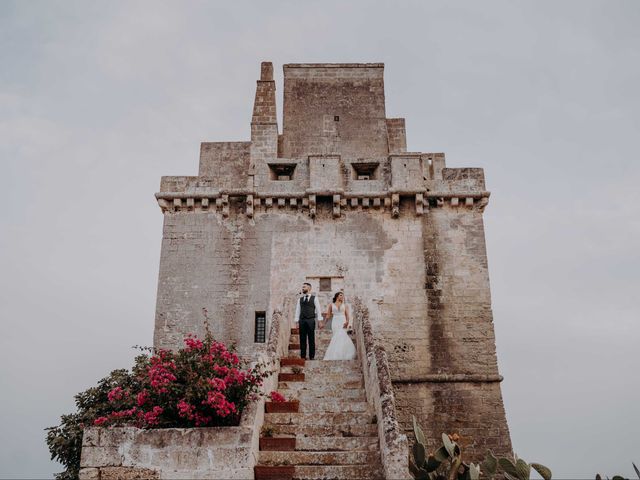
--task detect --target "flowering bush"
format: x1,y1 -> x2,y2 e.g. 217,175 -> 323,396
91,334 -> 269,429
46,323 -> 271,479
269,391 -> 287,403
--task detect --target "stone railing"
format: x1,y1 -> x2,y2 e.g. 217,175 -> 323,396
79,308 -> 289,480
352,297 -> 410,480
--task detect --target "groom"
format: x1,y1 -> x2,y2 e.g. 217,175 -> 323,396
294,282 -> 323,360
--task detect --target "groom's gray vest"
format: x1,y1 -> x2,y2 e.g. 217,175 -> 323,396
300,295 -> 316,322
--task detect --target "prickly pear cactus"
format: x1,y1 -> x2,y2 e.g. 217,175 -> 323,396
408,415 -> 552,480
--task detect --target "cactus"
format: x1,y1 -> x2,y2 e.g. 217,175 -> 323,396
595,461 -> 640,480
409,415 -> 552,480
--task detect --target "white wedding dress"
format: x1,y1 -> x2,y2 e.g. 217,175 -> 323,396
323,303 -> 356,361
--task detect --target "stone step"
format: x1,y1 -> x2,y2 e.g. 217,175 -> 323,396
292,464 -> 384,480
265,412 -> 376,426
305,359 -> 359,368
290,331 -> 335,341
280,357 -> 306,367
279,372 -> 363,383
291,329 -> 355,336
280,370 -> 361,380
259,450 -> 380,466
287,351 -> 329,359
296,401 -> 369,413
280,364 -> 360,375
288,350 -> 362,363
278,389 -> 365,401
263,423 -> 379,437
277,381 -> 363,392
295,436 -> 379,452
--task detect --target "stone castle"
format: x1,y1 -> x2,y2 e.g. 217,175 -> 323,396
80,61 -> 512,479
154,60 -> 511,450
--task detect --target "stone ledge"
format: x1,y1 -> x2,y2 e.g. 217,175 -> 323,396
393,374 -> 504,384
284,62 -> 384,69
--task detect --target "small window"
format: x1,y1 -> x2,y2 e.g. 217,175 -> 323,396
319,278 -> 332,292
352,162 -> 379,180
334,115 -> 340,122
268,164 -> 296,181
254,312 -> 266,343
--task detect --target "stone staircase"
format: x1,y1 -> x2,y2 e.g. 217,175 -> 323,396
255,327 -> 384,480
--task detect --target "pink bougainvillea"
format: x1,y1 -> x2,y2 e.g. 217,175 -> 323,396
90,330 -> 270,429
269,391 -> 286,403
107,386 -> 125,402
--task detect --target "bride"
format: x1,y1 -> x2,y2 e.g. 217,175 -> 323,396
323,292 -> 356,361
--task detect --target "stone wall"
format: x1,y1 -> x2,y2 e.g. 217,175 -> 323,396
389,204 -> 512,461
281,63 -> 388,160
198,142 -> 251,183
154,205 -> 430,368
394,381 -> 512,461
79,426 -> 255,479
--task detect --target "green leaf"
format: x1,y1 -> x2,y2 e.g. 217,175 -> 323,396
413,415 -> 427,446
413,439 -> 427,467
426,455 -> 441,473
442,433 -> 457,458
469,463 -> 481,480
482,451 -> 498,476
499,458 -> 519,479
458,465 -> 471,480
410,460 -> 425,476
531,463 -> 552,480
409,460 -> 429,480
515,459 -> 531,480
434,445 -> 450,462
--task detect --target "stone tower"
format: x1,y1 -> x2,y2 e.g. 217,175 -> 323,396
153,62 -> 512,460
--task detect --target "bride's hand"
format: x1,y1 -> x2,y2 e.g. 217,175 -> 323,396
343,321 -> 348,329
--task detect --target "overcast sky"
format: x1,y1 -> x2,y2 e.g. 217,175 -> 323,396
1,1 -> 639,478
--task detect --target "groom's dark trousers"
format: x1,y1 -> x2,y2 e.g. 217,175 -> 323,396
298,294 -> 318,359
299,318 -> 315,360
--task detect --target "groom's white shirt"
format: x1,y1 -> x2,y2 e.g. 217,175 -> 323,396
294,294 -> 323,323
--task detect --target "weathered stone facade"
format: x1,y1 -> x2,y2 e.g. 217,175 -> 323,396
153,62 -> 512,462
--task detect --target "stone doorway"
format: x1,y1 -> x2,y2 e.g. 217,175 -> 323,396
304,275 -> 345,331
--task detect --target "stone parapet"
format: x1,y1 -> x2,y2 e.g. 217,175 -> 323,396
352,297 -> 410,480
79,426 -> 255,479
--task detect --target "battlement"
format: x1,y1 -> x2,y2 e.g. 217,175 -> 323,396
159,61 -> 489,217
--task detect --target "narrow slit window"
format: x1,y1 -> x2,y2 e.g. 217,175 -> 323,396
254,312 -> 266,343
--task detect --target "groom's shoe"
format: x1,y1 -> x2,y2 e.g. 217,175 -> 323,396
309,356 -> 314,360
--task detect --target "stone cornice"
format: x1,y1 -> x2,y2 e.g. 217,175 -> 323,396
155,189 -> 490,217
